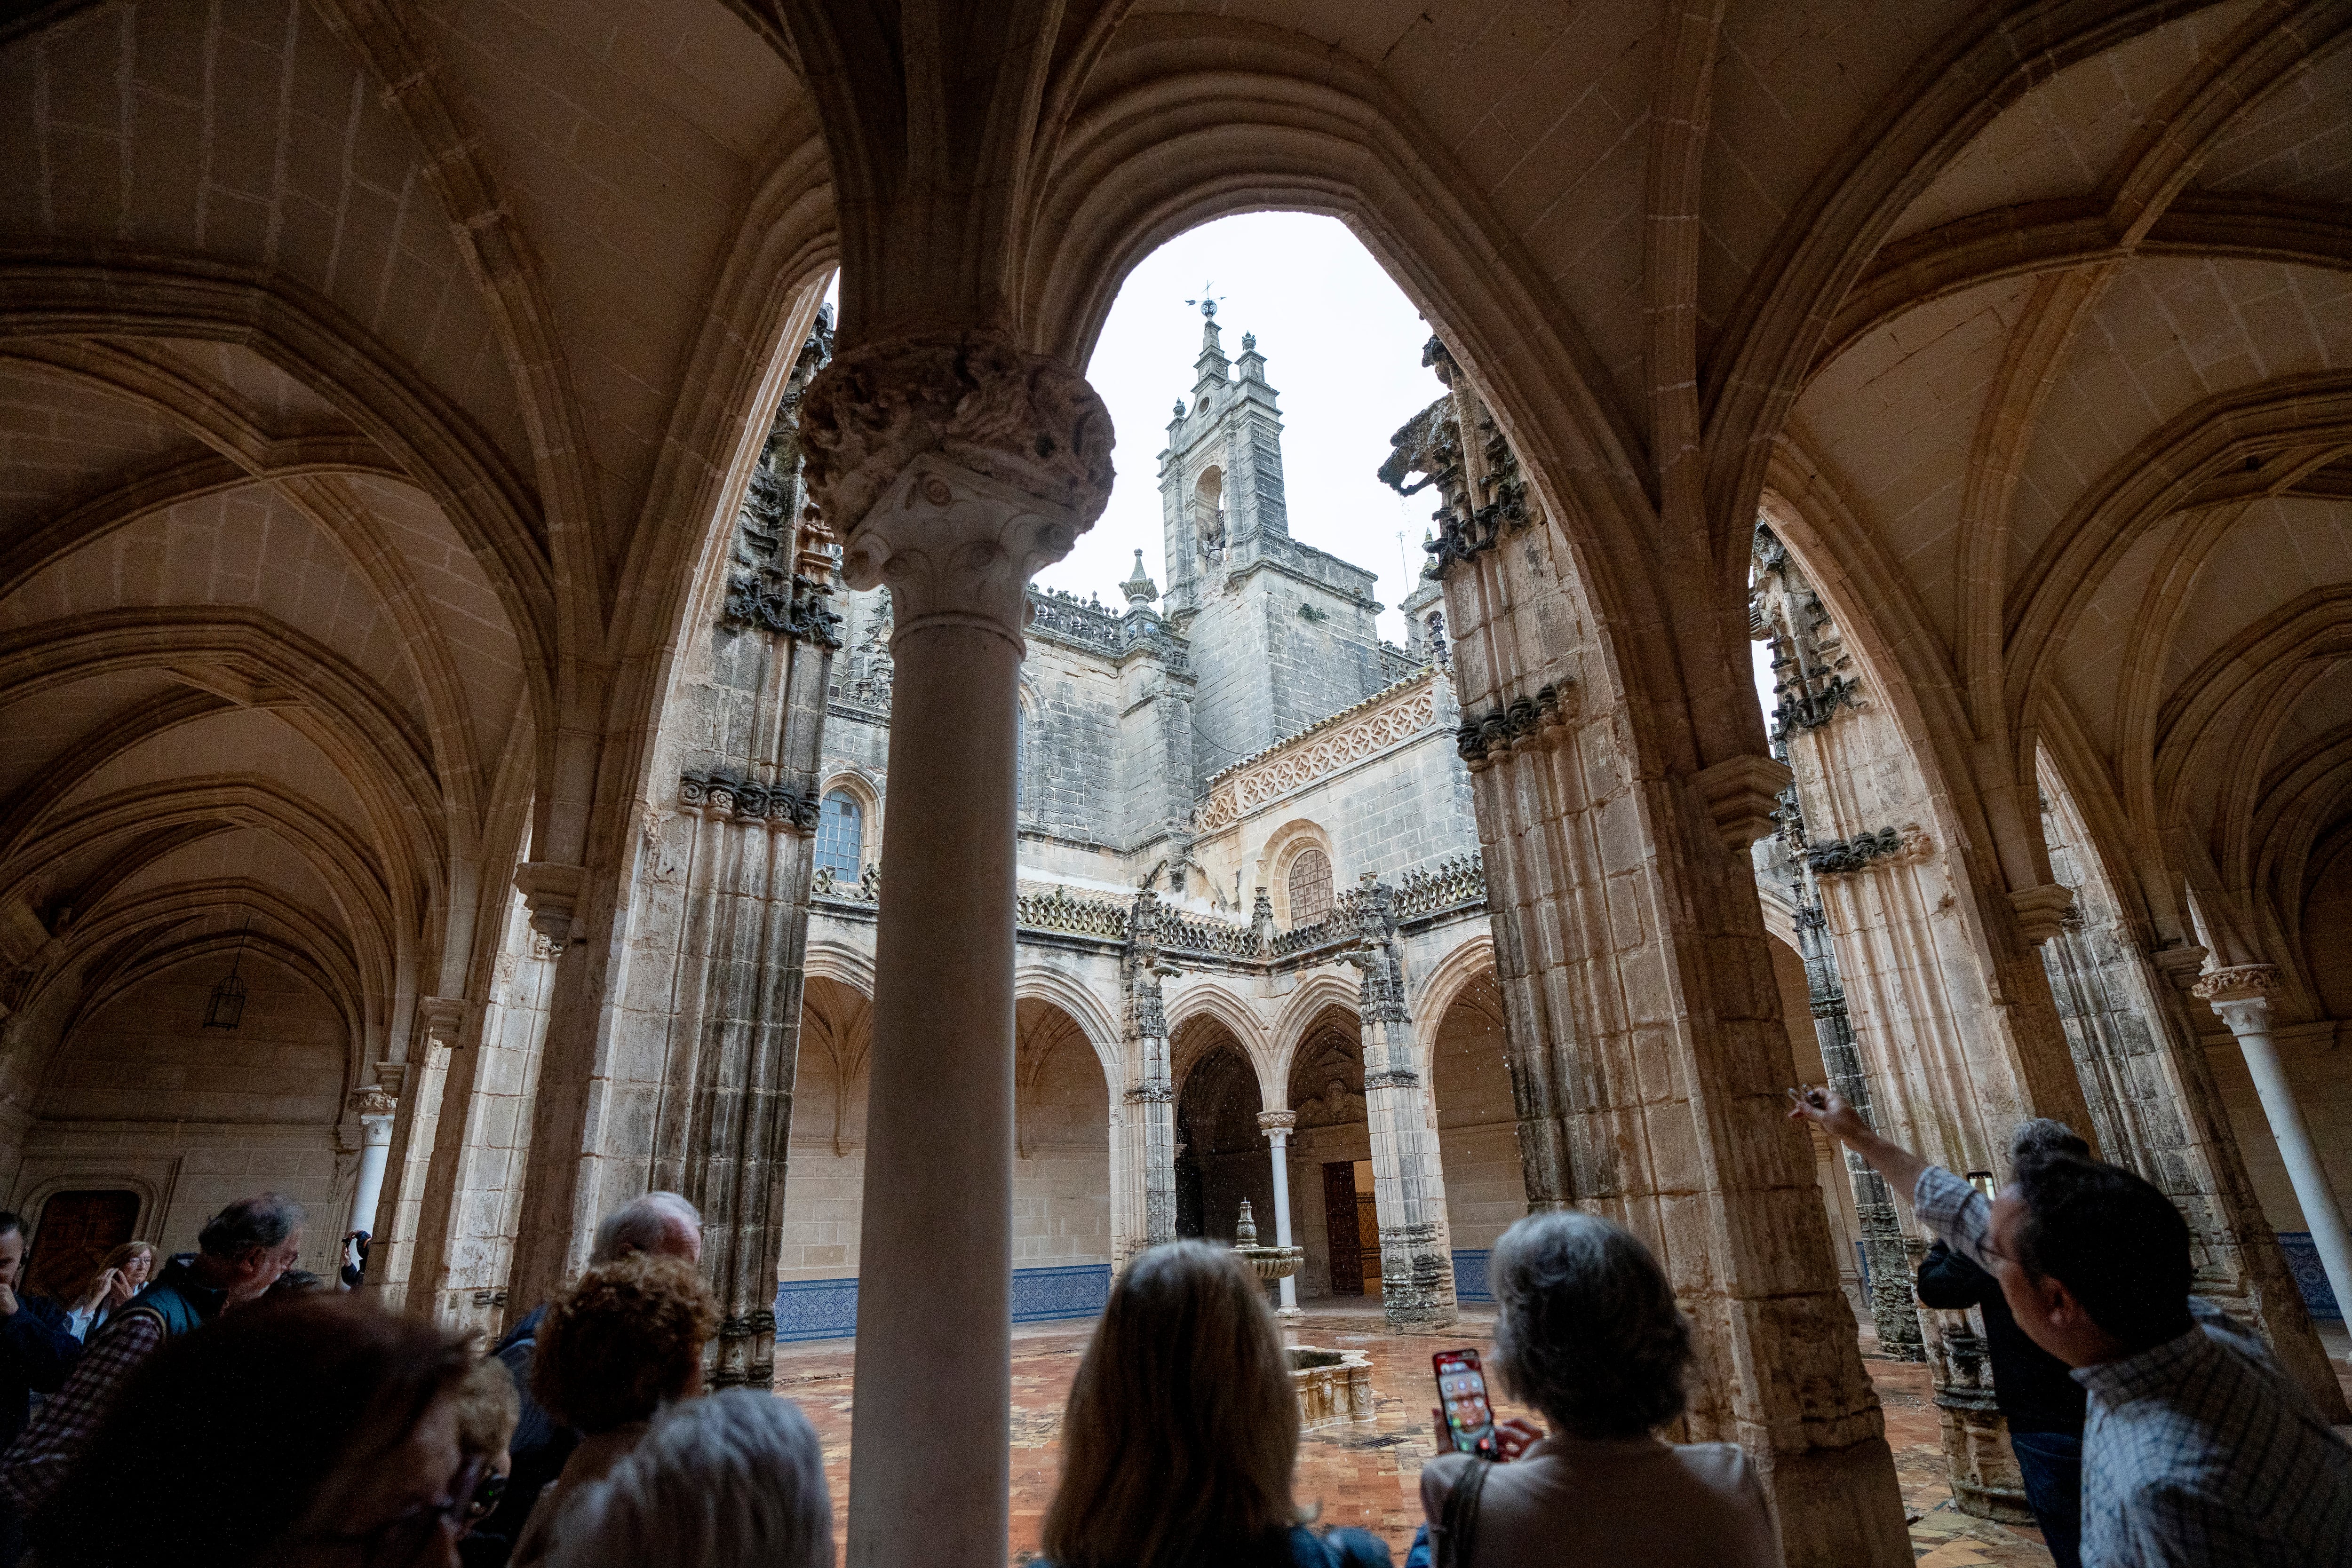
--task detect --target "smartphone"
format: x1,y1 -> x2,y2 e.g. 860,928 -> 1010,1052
1433,1349 -> 1499,1458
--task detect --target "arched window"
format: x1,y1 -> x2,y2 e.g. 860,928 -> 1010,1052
1287,847 -> 1334,925
815,791 -> 863,879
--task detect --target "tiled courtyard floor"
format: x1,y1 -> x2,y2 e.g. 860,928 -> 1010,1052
775,1301 -> 2173,1565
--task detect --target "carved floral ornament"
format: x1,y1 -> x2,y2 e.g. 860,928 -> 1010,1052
1197,677 -> 1441,832
2191,963 -> 2282,1006
349,1086 -> 398,1121
679,770 -> 820,832
796,331 -> 1115,539
1455,681 -> 1573,770
1805,824 -> 1933,877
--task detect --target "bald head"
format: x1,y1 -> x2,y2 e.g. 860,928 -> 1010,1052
590,1192 -> 702,1266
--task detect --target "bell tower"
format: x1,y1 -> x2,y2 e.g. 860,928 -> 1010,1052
1152,299 -> 1387,789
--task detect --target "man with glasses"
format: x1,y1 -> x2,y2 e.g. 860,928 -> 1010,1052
1789,1086 -> 2351,1567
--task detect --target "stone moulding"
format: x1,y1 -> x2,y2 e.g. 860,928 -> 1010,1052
679,769 -> 820,831
1805,823 -> 1931,877
1197,670 -> 1442,832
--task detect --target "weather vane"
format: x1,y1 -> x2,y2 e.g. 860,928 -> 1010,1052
1184,282 -> 1224,318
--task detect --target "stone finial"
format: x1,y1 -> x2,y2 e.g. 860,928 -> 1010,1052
795,331 -> 1114,537
1121,549 -> 1158,607
1235,1198 -> 1258,1246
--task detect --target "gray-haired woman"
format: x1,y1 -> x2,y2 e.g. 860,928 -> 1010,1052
1416,1212 -> 1779,1568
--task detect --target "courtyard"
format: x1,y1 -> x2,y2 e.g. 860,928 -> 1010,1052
776,1304 -> 2073,1567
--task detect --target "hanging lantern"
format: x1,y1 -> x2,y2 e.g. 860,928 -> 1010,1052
203,968 -> 246,1029
204,917 -> 251,1029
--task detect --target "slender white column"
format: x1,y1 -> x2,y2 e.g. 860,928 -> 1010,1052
2195,965 -> 2352,1336
1259,1110 -> 1299,1317
346,1087 -> 398,1240
799,328 -> 1109,1568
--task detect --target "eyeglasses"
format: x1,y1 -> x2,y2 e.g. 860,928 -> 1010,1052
311,1457 -> 486,1566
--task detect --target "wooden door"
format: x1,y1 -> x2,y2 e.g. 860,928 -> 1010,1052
26,1190 -> 140,1304
1323,1162 -> 1362,1295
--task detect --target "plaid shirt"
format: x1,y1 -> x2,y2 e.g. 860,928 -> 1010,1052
0,1307 -> 162,1514
1914,1164 -> 2352,1565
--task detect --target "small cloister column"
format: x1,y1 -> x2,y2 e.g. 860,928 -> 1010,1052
346,1086 -> 398,1242
2194,965 -> 2352,1332
1120,891 -> 1178,1268
1348,878 -> 1455,1330
798,337 -> 1111,1568
1257,1109 -> 1301,1318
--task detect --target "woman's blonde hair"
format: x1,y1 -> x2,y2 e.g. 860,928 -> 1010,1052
71,1240 -> 158,1312
1041,1241 -> 1303,1568
452,1350 -> 522,1459
534,1254 -> 717,1434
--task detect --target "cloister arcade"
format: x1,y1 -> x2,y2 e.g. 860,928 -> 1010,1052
3,4 -> 2349,1566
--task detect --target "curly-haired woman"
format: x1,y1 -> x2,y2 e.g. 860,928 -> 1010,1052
1411,1213 -> 1778,1568
509,1253 -> 717,1568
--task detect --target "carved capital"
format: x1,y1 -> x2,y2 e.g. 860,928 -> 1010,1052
1256,1110 -> 1297,1134
837,454 -> 1088,652
1692,753 -> 1794,853
2008,883 -> 2076,946
2193,964 -> 2281,1034
415,996 -> 466,1050
797,331 -> 1113,538
2147,943 -> 2211,992
514,861 -> 585,942
349,1086 -> 398,1140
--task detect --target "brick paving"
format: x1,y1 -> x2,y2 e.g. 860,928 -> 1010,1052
772,1302 -> 2105,1565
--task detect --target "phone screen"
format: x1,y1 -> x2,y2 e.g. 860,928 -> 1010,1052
1433,1349 -> 1497,1457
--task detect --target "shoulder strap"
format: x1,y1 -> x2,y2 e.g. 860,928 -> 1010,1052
1434,1457 -> 1490,1568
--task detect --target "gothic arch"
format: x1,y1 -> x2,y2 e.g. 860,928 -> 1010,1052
1255,819 -> 1337,927
1409,933 -> 1498,1073
804,940 -> 878,999
1268,971 -> 1362,1105
1162,981 -> 1270,1071
1012,967 -> 1122,1088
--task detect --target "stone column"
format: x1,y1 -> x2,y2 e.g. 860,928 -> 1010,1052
1119,891 -> 1177,1269
2195,965 -> 2352,1330
347,1086 -> 399,1241
1257,1109 -> 1300,1319
799,333 -> 1111,1568
1347,877 -> 1455,1331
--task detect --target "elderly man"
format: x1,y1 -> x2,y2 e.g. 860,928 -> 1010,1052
464,1191 -> 703,1568
1789,1086 -> 2352,1567
0,1193 -> 304,1523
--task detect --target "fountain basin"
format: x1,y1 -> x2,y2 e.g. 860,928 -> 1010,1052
1287,1345 -> 1374,1428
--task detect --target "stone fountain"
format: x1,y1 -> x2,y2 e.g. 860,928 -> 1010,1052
1232,1201 -> 1371,1428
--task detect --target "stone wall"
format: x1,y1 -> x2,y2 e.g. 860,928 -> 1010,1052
1428,989 -> 1518,1276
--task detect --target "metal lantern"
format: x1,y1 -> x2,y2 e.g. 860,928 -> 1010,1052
204,919 -> 250,1029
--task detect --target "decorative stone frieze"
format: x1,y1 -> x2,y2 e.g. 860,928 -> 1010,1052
1382,336 -> 1543,578
1805,824 -> 1931,877
1196,671 -> 1442,831
678,769 -> 821,831
1454,681 -> 1570,770
797,331 -> 1114,540
1254,1109 -> 1297,1133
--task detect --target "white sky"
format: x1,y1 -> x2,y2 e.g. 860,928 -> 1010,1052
1033,212 -> 1447,643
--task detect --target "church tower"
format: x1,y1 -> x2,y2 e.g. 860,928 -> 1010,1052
1157,302 -> 1389,789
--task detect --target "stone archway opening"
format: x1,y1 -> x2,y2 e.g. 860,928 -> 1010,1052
1013,998 -> 1114,1320
1285,1005 -> 1372,1300
1173,1032 -> 1265,1244
1427,968 -> 1514,1303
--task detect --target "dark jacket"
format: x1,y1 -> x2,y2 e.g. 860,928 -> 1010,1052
0,1293 -> 80,1452
1041,1526 -> 1391,1568
459,1303 -> 578,1568
117,1254 -> 230,1341
1915,1242 -> 2085,1436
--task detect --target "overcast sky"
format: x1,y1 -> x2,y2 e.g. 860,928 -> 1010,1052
1033,212 -> 1446,644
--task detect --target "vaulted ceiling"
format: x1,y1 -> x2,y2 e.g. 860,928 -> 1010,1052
2,0 -> 2346,1107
